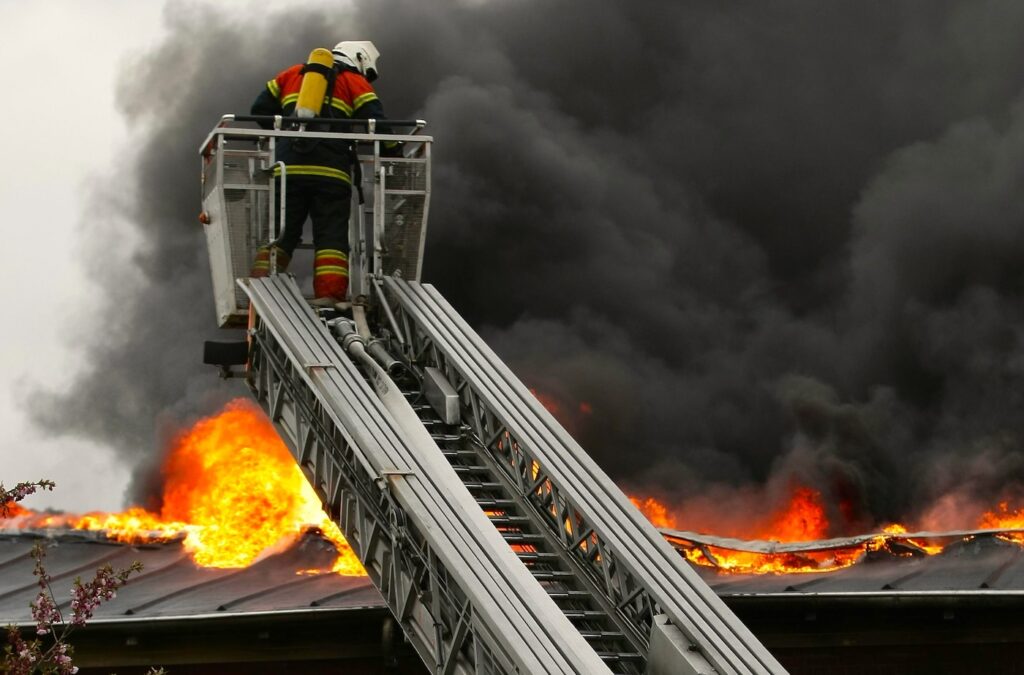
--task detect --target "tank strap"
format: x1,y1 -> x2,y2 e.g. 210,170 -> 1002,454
299,61 -> 334,77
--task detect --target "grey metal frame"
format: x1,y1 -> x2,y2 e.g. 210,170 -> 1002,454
199,115 -> 432,326
379,278 -> 788,675
202,113 -> 787,675
242,275 -> 614,675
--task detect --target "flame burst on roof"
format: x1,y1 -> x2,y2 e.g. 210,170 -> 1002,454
3,399 -> 364,577
0,530 -> 379,626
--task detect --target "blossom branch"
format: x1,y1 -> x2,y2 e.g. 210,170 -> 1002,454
0,480 -> 55,517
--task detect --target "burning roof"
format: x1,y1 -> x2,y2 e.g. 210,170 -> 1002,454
10,398 -> 1024,587
664,528 -> 1024,583
4,400 -> 363,577
0,530 -> 377,626
4,524 -> 1024,630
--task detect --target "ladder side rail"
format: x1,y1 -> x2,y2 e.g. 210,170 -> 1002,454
249,321 -> 491,674
243,276 -> 614,675
254,275 -> 613,675
405,280 -> 782,674
382,278 -> 787,675
251,280 -> 610,675
410,280 -> 786,675
383,279 -> 685,661
249,319 -> 383,572
244,278 -> 514,674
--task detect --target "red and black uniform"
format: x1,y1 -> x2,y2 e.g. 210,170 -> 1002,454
249,63 -> 390,301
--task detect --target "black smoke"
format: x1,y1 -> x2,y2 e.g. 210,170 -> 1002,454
28,0 -> 1024,532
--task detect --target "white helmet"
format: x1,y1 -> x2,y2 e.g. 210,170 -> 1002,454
332,40 -> 381,82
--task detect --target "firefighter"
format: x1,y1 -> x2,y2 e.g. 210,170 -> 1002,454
249,40 -> 397,305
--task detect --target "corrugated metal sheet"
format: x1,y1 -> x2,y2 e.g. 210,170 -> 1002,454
690,535 -> 1024,595
0,530 -> 382,625
5,529 -> 1024,629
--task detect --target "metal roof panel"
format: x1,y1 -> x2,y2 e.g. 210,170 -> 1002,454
0,532 -> 382,626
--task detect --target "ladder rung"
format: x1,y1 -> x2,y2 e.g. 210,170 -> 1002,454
452,465 -> 490,473
489,516 -> 531,525
500,532 -> 544,542
477,499 -> 518,509
516,552 -> 561,562
546,590 -> 592,600
463,482 -> 503,491
562,610 -> 610,620
579,630 -> 626,640
441,449 -> 479,458
598,652 -> 645,662
530,570 -> 576,581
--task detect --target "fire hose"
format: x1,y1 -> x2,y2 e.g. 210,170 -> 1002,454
328,318 -> 428,450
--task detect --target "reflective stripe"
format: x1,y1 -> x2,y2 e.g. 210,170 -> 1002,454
315,266 -> 349,276
328,98 -> 353,116
272,165 -> 351,183
315,249 -> 348,260
268,79 -> 280,97
282,93 -> 299,106
353,91 -> 378,109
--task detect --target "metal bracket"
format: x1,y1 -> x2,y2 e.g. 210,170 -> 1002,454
376,469 -> 416,490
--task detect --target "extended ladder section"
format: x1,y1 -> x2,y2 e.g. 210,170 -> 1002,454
201,116 -> 788,675
243,275 -> 608,674
375,278 -> 786,675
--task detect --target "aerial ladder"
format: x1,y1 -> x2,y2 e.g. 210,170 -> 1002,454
198,113 -> 788,675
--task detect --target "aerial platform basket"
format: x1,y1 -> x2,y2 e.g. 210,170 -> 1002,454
198,114 -> 432,327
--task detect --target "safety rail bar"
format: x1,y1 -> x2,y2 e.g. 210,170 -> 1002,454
199,114 -> 428,155
199,115 -> 432,327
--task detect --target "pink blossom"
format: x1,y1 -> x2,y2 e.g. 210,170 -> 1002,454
4,537 -> 143,674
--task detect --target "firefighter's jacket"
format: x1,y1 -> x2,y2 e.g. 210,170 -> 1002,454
251,64 -> 388,185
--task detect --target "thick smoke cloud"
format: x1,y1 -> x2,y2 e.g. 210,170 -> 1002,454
27,0 -> 1024,533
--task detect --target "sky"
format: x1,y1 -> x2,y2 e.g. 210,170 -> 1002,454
7,0 -> 1024,536
0,0 -> 166,510
0,0 -> 313,511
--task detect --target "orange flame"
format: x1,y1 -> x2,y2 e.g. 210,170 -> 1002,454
754,486 -> 829,542
630,485 -> 1024,575
3,400 -> 365,576
630,496 -> 678,530
2,501 -> 29,518
680,544 -> 865,575
629,486 -> 875,574
630,485 -> 829,543
979,502 -> 1024,545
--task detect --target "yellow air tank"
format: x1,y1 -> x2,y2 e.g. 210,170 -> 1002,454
295,48 -> 335,118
